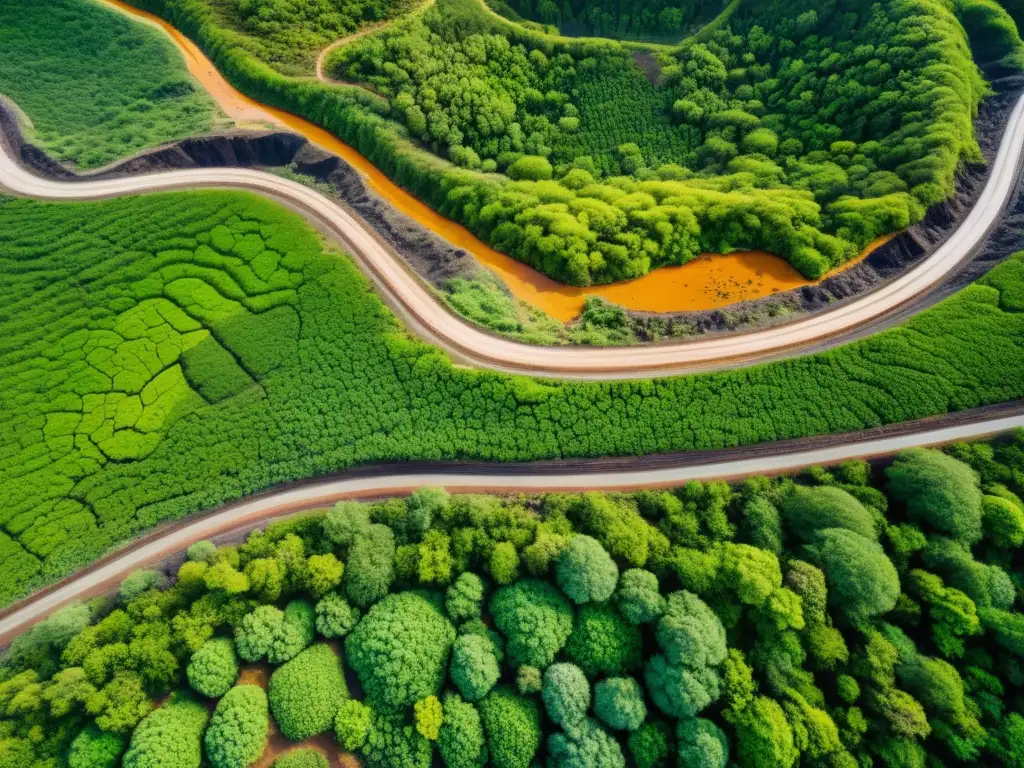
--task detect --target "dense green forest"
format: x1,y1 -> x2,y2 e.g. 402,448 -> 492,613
4,438 -> 1024,766
492,0 -> 725,41
0,0 -> 220,168
2,189 -> 1023,606
115,0 -> 1024,284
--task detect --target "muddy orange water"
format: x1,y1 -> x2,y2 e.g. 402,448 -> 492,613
102,0 -> 892,322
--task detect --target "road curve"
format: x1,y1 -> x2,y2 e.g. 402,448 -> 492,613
1,408 -> 1021,645
3,91 -> 1024,380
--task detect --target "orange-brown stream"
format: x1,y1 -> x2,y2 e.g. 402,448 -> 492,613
102,0 -> 892,322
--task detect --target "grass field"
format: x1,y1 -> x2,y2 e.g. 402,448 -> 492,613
0,0 -> 221,168
1,189 -> 1023,606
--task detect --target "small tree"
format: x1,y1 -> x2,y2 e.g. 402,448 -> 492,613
542,663 -> 591,732
594,677 -> 646,731
887,449 -> 983,544
335,699 -> 371,752
186,637 -> 238,698
450,634 -> 500,702
557,535 -> 619,605
446,572 -> 485,623
204,685 -> 269,768
314,593 -> 359,638
614,569 -> 666,625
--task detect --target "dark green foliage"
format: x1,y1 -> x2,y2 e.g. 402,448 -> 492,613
564,604 -> 642,677
0,0 -> 216,168
489,579 -> 574,668
499,0 -> 721,40
68,725 -> 125,768
446,572 -> 486,623
438,694 -> 487,768
268,644 -> 349,740
450,634 -> 500,702
803,529 -> 900,624
628,721 -> 672,768
593,676 -> 646,731
782,486 -> 877,542
314,593 -> 360,638
676,717 -> 728,768
547,718 -> 625,768
614,569 -> 666,625
122,694 -> 209,768
204,685 -> 269,768
887,449 -> 985,544
478,687 -> 542,768
556,535 -> 619,604
186,637 -> 238,698
542,662 -> 591,730
272,750 -> 329,768
346,591 -> 456,709
334,699 -> 371,751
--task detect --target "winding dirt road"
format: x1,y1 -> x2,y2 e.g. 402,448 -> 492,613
3,88 -> 1024,379
1,405 -> 1021,645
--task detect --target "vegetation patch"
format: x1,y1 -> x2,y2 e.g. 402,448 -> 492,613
4,441 -> 1024,766
0,0 -> 220,168
2,189 -> 1024,605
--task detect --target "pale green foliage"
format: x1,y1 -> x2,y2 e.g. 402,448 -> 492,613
120,570 -> 163,603
346,591 -> 456,709
187,541 -> 216,563
728,696 -> 798,768
122,693 -> 209,768
234,602 -> 314,664
478,687 -> 541,768
323,502 -> 372,548
438,693 -> 487,768
446,572 -> 485,623
314,592 -> 359,638
489,579 -> 574,668
489,542 -> 521,585
334,699 -> 371,751
803,529 -> 900,624
542,663 -> 591,731
407,487 -> 450,540
268,644 -> 349,740
594,677 -> 646,731
305,553 -> 343,598
450,634 -> 500,702
204,685 -> 269,768
547,718 -> 625,768
516,665 -> 542,694
887,449 -> 984,544
343,525 -> 396,607
614,569 -> 666,625
782,486 -> 877,542
982,494 -> 1024,547
557,535 -> 619,604
186,637 -> 238,698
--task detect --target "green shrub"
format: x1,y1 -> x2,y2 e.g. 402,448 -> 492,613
594,677 -> 646,731
204,685 -> 269,768
478,687 -> 542,768
187,541 -> 217,563
629,721 -> 672,768
728,695 -> 798,768
803,529 -> 900,624
446,572 -> 485,623
542,662 -> 591,731
187,637 -> 239,698
120,570 -> 163,603
450,634 -> 500,702
547,719 -> 625,768
490,579 -> 574,668
314,593 -> 360,638
268,644 -> 349,740
556,535 -> 619,604
981,495 -> 1024,547
614,569 -> 666,625
516,665 -> 542,694
362,708 -> 433,768
506,155 -> 554,181
334,699 -> 371,751
489,542 -> 521,585
343,525 -> 396,607
565,604 -> 642,677
68,725 -> 126,768
273,749 -> 329,768
676,718 -> 729,768
346,591 -> 456,709
782,486 -> 877,542
122,693 -> 209,768
887,449 -> 984,544
438,693 -> 487,768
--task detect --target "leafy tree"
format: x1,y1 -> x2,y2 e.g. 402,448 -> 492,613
346,591 -> 455,709
414,695 -> 444,741
489,542 -> 520,585
594,677 -> 646,731
446,572 -> 485,624
450,634 -> 500,702
305,553 -> 343,598
323,502 -> 372,548
803,529 -> 900,624
204,685 -> 269,768
782,486 -> 877,542
362,708 -> 432,768
122,693 -> 209,768
273,750 -> 329,768
438,693 -> 487,768
187,541 -> 216,563
741,496 -> 783,555
887,449 -> 984,544
516,665 -> 542,694
120,570 -> 163,603
88,671 -> 152,733
542,663 -> 591,731
981,494 -> 1024,547
204,562 -> 249,596
334,699 -> 371,752
727,696 -> 798,768
629,721 -> 672,768
343,525 -> 396,607
268,644 -> 348,740
507,156 -> 553,181
614,569 -> 666,625
68,725 -> 125,768
234,606 -> 285,663
186,637 -> 238,698
490,579 -> 574,668
314,593 -> 359,638
557,535 -> 619,605
547,718 -> 625,768
479,687 -> 541,768
565,604 -> 642,676
676,717 -> 729,768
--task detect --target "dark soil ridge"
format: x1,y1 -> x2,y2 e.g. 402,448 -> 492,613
2,68 -> 1023,343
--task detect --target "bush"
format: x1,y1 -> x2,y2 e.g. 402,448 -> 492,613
414,695 -> 444,741
362,709 -> 432,768
547,719 -> 626,768
314,593 -> 360,638
542,663 -> 591,731
446,572 -> 485,623
565,604 -> 642,677
187,637 -> 239,698
438,694 -> 487,768
306,553 -> 344,598
343,525 -> 396,607
506,155 -> 553,181
887,449 -> 984,544
614,569 -> 666,625
323,502 -> 372,548
516,665 -> 543,694
234,606 -> 284,663
204,685 -> 269,768
489,579 -> 574,668
269,644 -> 349,740
450,634 -> 500,702
557,535 -> 619,604
479,687 -> 541,768
676,718 -> 729,768
782,486 -> 877,542
803,528 -> 900,624
273,750 -> 329,768
122,694 -> 209,768
594,677 -> 647,731
629,721 -> 672,768
982,495 -> 1024,547
489,542 -> 521,585
334,699 -> 372,751
68,725 -> 125,768
346,591 -> 456,709
187,541 -> 216,563
120,570 -> 163,603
